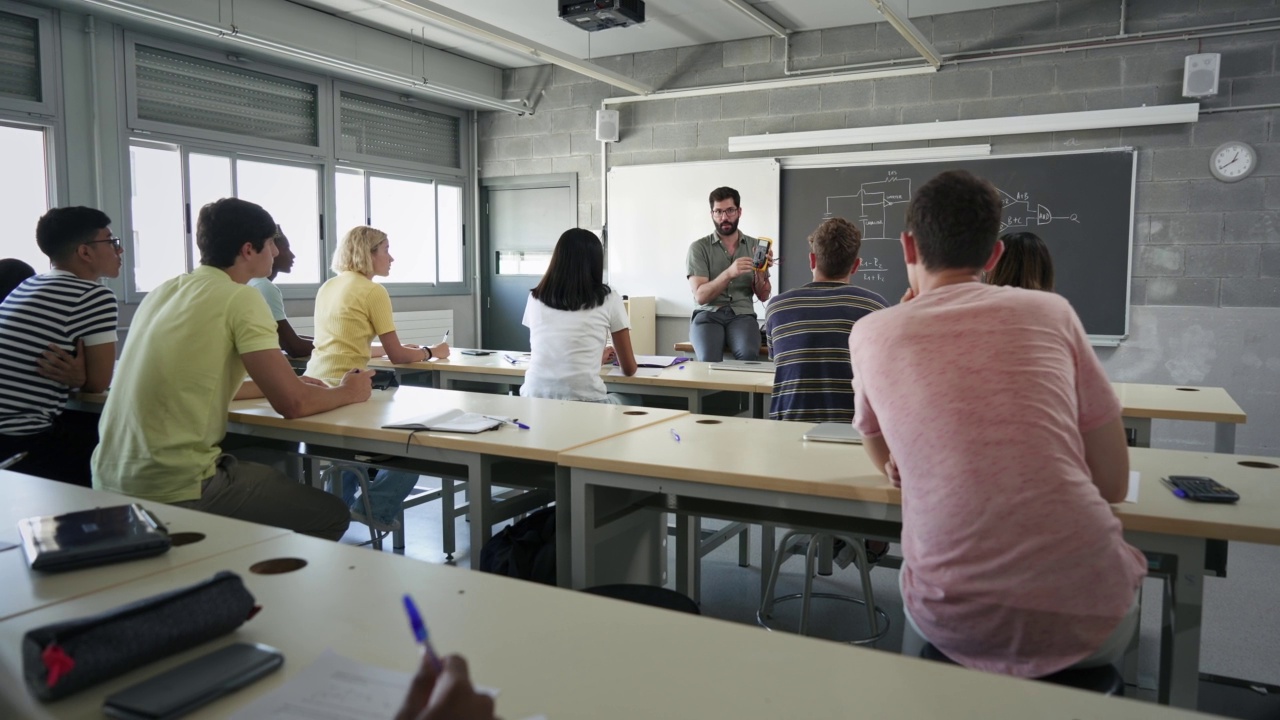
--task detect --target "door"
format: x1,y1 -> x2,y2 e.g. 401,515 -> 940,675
480,175 -> 577,351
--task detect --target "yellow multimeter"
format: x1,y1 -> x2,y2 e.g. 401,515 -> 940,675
752,237 -> 773,271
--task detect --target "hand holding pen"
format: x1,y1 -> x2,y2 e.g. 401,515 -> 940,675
397,595 -> 496,720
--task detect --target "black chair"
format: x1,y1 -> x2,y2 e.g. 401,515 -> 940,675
919,643 -> 1124,696
583,584 -> 700,615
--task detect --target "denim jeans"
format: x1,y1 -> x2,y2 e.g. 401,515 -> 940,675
342,468 -> 421,527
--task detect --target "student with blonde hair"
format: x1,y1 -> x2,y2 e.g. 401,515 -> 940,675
307,226 -> 451,530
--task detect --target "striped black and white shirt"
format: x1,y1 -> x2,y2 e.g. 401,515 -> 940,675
0,271 -> 118,435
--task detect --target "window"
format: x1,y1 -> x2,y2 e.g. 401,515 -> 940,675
0,122 -> 51,271
129,141 -> 322,291
0,2 -> 55,116
335,169 -> 465,287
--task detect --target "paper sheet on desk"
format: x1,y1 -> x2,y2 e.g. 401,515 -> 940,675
1125,471 -> 1140,503
608,367 -> 664,377
230,651 -> 540,720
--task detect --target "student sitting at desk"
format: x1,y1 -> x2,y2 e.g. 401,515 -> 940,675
93,198 -> 369,540
848,170 -> 1145,677
520,228 -> 638,403
305,226 -> 450,531
248,225 -> 314,358
763,217 -> 885,423
986,230 -> 1054,291
0,208 -> 121,487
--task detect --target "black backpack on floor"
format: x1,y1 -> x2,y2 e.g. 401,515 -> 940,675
478,507 -> 556,585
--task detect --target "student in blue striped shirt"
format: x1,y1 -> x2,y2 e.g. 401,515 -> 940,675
0,208 -> 121,485
763,217 -> 886,423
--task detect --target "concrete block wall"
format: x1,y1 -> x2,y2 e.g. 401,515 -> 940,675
478,0 -> 1280,455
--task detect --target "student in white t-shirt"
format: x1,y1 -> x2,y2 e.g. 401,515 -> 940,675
520,228 -> 638,403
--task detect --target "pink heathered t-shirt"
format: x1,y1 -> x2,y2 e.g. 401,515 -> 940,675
849,282 -> 1147,678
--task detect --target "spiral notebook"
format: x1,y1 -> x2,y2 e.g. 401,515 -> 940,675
382,409 -> 505,434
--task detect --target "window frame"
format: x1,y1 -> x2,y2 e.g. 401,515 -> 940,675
123,32 -> 332,159
333,164 -> 469,296
331,80 -> 467,180
123,134 -> 328,301
0,117 -> 58,269
0,0 -> 58,117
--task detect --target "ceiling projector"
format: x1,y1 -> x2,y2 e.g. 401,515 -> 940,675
559,0 -> 646,31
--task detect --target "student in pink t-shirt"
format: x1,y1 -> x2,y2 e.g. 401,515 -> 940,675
848,170 -> 1147,678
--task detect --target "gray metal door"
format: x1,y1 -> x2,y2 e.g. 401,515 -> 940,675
480,175 -> 577,351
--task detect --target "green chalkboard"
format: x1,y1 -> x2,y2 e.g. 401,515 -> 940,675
779,149 -> 1136,340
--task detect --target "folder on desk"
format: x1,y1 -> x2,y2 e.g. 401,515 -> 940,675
382,409 -> 504,434
633,355 -> 689,368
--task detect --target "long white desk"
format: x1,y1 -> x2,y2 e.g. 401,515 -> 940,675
0,471 -> 291,623
558,415 -> 1280,710
0,530 -> 1219,720
226,385 -> 686,581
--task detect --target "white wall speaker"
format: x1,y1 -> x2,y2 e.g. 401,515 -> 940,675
595,109 -> 620,143
1182,53 -> 1221,99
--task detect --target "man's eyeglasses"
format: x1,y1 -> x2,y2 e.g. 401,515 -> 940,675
86,236 -> 123,250
711,208 -> 740,219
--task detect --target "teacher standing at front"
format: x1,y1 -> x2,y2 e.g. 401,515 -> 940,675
685,186 -> 772,362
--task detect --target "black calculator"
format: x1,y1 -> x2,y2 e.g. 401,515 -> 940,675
1160,475 -> 1240,504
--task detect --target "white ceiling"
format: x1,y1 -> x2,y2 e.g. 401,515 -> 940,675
291,0 -> 1047,69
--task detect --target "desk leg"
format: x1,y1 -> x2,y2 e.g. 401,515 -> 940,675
687,391 -> 702,414
570,474 -> 593,589
760,523 -> 776,600
750,392 -> 766,419
1124,417 -> 1152,448
675,513 -> 701,603
468,456 -> 494,567
1129,531 -> 1205,709
555,466 -> 572,588
1214,422 -> 1236,454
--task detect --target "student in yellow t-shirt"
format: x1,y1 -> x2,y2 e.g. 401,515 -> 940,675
92,198 -> 374,540
306,226 -> 450,530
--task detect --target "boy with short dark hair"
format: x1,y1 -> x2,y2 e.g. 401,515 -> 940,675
93,198 -> 372,539
0,207 -> 121,485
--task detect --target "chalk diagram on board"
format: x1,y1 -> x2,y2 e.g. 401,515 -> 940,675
819,172 -> 1082,282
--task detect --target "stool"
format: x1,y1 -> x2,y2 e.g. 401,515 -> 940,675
919,644 -> 1125,696
583,584 -> 700,615
757,529 -> 888,645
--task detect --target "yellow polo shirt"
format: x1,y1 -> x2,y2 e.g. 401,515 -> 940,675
92,265 -> 279,502
304,271 -> 396,385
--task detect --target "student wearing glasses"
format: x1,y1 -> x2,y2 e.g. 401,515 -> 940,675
686,186 -> 772,362
0,208 -> 122,486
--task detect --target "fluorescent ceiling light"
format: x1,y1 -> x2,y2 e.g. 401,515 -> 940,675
869,0 -> 941,69
729,104 -> 1201,153
371,0 -> 654,96
779,144 -> 992,168
75,0 -> 528,114
604,64 -> 935,105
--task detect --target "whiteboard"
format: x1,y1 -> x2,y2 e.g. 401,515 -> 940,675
606,159 -> 780,317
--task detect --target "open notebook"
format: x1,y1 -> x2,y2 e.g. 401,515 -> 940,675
382,409 -> 505,434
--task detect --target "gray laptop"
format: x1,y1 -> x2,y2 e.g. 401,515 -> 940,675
709,359 -> 776,373
802,422 -> 863,444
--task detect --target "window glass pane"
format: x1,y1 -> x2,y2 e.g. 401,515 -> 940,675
187,153 -> 231,268
0,124 -> 49,272
334,168 -> 365,249
496,251 -> 551,276
369,175 -> 434,284
129,144 -> 186,292
437,184 -> 463,284
0,11 -> 41,103
236,160 -> 320,285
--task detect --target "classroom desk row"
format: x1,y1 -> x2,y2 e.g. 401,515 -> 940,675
0,474 -> 1219,720
369,352 -> 1249,452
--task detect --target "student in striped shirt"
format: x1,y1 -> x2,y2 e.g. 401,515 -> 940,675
0,207 -> 122,486
763,217 -> 886,423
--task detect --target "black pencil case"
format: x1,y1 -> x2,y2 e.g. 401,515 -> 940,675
22,571 -> 258,702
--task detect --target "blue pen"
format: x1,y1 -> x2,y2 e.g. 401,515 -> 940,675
402,594 -> 442,670
502,354 -> 519,365
483,414 -> 531,430
670,429 -> 681,442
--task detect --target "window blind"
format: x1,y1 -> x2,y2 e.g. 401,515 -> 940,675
133,45 -> 318,147
0,10 -> 39,103
339,91 -> 460,169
